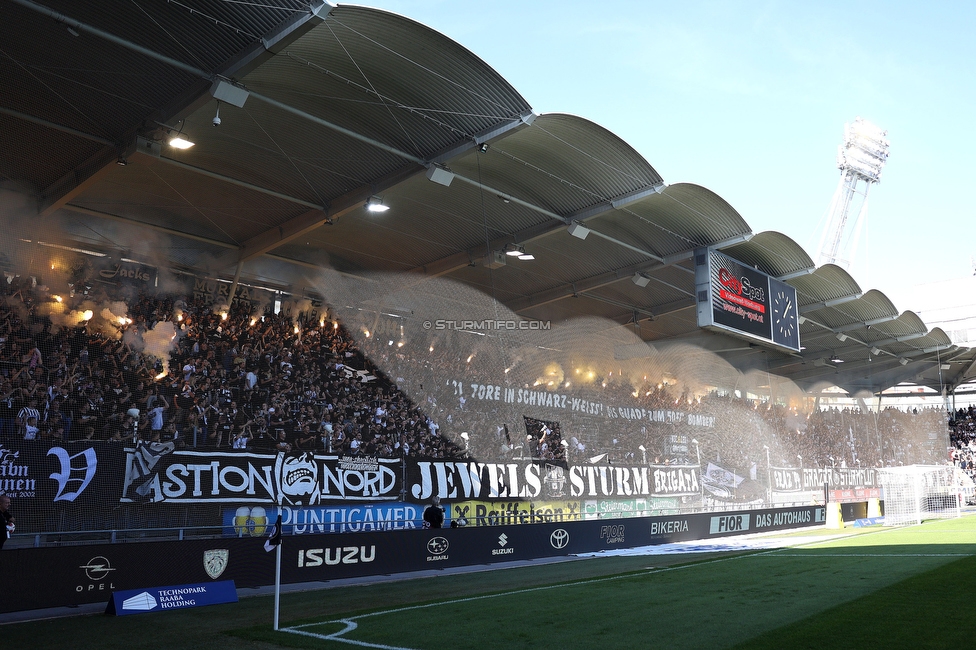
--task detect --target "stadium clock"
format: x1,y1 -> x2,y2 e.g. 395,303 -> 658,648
770,284 -> 799,350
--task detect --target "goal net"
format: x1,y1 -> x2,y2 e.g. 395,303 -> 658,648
878,465 -> 973,526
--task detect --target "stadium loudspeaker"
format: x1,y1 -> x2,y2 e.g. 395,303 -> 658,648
567,222 -> 590,239
485,250 -> 506,269
210,79 -> 249,107
425,165 -> 455,187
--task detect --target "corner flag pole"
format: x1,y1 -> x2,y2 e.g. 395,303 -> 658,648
274,533 -> 282,631
264,511 -> 283,631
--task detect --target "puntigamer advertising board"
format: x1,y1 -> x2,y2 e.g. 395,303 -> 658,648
695,247 -> 801,352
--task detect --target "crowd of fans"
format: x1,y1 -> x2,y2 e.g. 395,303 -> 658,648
358,326 -> 950,471
949,406 -> 976,477
0,274 -> 955,480
0,280 -> 464,461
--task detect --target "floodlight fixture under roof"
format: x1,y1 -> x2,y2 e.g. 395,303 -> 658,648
167,120 -> 194,149
503,243 -> 535,260
168,135 -> 194,149
365,196 -> 389,213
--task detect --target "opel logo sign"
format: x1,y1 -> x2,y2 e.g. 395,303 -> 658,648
427,537 -> 450,554
80,556 -> 116,581
549,529 -> 569,549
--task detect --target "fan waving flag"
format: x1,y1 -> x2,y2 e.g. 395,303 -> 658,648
263,513 -> 282,552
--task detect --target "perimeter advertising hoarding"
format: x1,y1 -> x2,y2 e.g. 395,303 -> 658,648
695,247 -> 801,352
582,498 -> 649,519
222,502 -> 426,537
0,537 -> 269,613
0,505 -> 824,613
106,580 -> 238,616
450,500 -> 581,526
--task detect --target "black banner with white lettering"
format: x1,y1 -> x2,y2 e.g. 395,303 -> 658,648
770,467 -> 803,492
407,459 -> 701,502
0,440 -> 125,532
120,448 -> 402,505
768,466 -> 878,493
445,376 -> 718,428
801,467 -> 878,491
94,259 -> 158,289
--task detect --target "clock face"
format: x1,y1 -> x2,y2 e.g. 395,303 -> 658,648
770,288 -> 799,350
774,291 -> 793,336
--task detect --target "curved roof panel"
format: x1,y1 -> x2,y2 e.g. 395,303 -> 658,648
611,183 -> 751,259
245,5 -> 531,160
448,113 -> 663,216
856,289 -> 898,319
790,264 -> 862,307
870,311 -> 930,340
720,231 -> 814,278
836,290 -> 900,324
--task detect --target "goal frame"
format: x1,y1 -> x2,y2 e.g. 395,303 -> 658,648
878,465 -> 965,526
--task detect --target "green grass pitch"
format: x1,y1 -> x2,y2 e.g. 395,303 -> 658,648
7,516 -> 976,649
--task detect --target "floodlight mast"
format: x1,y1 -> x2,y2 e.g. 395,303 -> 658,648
817,117 -> 890,269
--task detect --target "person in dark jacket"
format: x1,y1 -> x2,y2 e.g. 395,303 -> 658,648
423,496 -> 445,529
0,496 -> 14,550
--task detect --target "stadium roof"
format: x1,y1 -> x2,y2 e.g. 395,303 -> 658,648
2,0 -> 973,397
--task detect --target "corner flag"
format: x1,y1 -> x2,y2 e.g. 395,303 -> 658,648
264,513 -> 281,552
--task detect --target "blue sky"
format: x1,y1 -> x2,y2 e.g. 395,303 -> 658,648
359,1 -> 975,310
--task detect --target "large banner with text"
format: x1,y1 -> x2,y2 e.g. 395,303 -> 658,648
121,447 -> 402,505
407,459 -> 700,502
0,440 -> 125,531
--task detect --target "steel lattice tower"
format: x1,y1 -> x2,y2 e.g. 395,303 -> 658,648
817,118 -> 890,269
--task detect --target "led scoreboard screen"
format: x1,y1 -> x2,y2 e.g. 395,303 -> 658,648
694,247 -> 800,352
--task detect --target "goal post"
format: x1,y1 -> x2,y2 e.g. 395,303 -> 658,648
878,465 -> 974,526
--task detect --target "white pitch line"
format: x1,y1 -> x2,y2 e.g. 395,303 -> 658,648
284,619 -> 416,649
